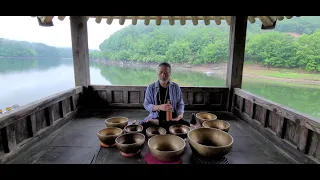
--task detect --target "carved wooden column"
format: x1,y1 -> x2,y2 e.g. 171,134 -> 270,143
70,16 -> 90,87
226,16 -> 248,111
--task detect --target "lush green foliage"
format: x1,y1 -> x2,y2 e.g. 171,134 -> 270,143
0,38 -> 73,58
90,17 -> 320,72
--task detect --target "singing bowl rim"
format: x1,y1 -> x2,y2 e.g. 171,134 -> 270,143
146,126 -> 167,135
124,124 -> 144,133
148,134 -> 186,153
115,132 -> 146,146
202,120 -> 230,131
187,127 -> 234,149
196,112 -> 218,120
97,127 -> 123,137
105,116 -> 129,124
169,124 -> 190,135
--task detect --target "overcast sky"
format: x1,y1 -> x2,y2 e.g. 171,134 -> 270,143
0,16 -> 131,50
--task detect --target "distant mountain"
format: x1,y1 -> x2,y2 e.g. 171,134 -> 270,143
90,16 -> 320,72
0,38 -> 95,58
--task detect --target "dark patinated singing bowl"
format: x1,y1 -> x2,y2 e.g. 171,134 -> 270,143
169,125 -> 190,139
98,127 -> 123,146
124,124 -> 143,134
195,112 -> 217,125
187,127 -> 233,158
115,133 -> 145,154
146,126 -> 167,138
202,120 -> 230,132
148,134 -> 185,162
105,117 -> 129,129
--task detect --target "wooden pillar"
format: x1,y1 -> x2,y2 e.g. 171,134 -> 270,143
226,16 -> 248,111
70,16 -> 90,87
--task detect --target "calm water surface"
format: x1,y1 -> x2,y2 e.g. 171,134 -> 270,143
0,58 -> 319,121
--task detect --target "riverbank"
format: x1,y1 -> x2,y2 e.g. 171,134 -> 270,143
91,59 -> 320,86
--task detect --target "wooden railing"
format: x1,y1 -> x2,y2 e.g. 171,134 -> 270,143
232,88 -> 320,163
0,86 -> 83,163
87,85 -> 229,111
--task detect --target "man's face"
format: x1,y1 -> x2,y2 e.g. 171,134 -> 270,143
158,65 -> 170,83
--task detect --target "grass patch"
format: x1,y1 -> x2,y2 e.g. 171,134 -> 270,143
257,71 -> 320,81
243,77 -> 320,89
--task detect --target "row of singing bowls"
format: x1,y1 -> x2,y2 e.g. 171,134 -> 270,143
169,125 -> 190,139
98,127 -> 123,146
187,127 -> 233,158
115,133 -> 145,154
146,126 -> 167,138
148,134 -> 185,162
196,112 -> 217,125
105,117 -> 129,129
202,120 -> 230,132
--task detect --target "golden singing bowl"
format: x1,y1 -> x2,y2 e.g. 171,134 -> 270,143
202,120 -> 230,132
105,117 -> 129,129
97,127 -> 123,146
169,125 -> 190,139
148,134 -> 185,162
146,126 -> 167,138
124,124 -> 143,134
115,133 -> 145,154
196,112 -> 217,125
187,127 -> 233,158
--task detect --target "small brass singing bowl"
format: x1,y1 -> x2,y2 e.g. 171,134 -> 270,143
202,120 -> 230,132
105,117 -> 129,129
97,127 -> 123,147
115,133 -> 145,155
146,126 -> 167,138
148,134 -> 185,162
124,124 -> 143,134
169,125 -> 190,139
195,112 -> 217,125
187,127 -> 233,159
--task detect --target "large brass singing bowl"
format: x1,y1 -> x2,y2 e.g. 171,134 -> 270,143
169,125 -> 190,139
105,117 -> 129,129
187,127 -> 233,158
146,126 -> 167,138
115,133 -> 145,154
202,120 -> 230,132
124,124 -> 143,134
195,112 -> 217,125
98,127 -> 123,146
148,134 -> 185,162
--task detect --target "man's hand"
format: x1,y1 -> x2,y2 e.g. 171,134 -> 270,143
172,114 -> 183,121
159,104 -> 172,111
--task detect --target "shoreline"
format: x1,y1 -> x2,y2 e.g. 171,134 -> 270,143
91,59 -> 320,86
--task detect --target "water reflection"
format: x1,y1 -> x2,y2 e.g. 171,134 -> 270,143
0,58 -> 319,120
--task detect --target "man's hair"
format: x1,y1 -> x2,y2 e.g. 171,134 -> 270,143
158,62 -> 171,74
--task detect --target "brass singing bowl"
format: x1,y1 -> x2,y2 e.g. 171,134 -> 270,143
97,127 -> 123,146
196,112 -> 217,125
169,125 -> 190,139
187,127 -> 233,158
115,133 -> 145,154
146,126 -> 167,138
124,124 -> 143,134
105,117 -> 129,129
148,134 -> 185,162
202,120 -> 230,132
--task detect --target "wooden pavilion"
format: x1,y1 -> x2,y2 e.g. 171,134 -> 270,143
0,16 -> 318,164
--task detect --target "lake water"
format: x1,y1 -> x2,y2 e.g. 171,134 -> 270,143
0,58 -> 319,121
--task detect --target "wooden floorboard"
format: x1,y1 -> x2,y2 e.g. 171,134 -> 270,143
9,109 -> 301,164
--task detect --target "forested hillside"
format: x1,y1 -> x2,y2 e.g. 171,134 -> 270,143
0,39 -> 73,58
90,16 -> 320,72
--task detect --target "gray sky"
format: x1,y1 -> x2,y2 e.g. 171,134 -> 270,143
0,16 -> 131,50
